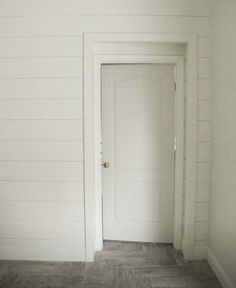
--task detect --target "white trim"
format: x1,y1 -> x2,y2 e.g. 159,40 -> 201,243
182,36 -> 198,260
173,56 -> 184,250
84,33 -> 198,261
207,249 -> 235,288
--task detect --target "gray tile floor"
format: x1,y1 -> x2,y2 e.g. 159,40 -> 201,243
0,241 -> 222,288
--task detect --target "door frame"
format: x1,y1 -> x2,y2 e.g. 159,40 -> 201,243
84,33 -> 198,261
96,55 -> 184,249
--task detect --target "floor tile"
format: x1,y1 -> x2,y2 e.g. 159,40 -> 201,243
0,241 -> 223,288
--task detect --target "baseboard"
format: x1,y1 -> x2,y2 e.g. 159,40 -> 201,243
207,249 -> 235,288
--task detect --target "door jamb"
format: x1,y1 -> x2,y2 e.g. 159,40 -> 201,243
84,34 -> 198,261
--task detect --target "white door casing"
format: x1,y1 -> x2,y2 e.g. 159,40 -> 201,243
102,64 -> 175,243
91,54 -> 184,253
84,33 -> 197,261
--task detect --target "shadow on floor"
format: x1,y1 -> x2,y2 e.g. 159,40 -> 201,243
0,241 -> 222,288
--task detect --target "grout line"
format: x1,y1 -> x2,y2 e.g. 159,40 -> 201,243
0,119 -> 83,121
0,218 -> 85,222
0,56 -> 83,59
0,140 -> 84,143
0,199 -> 84,203
0,14 -> 210,18
0,98 -> 83,101
0,140 -> 84,142
0,35 -> 84,39
0,237 -> 85,241
0,77 -> 83,80
0,180 -> 84,183
0,160 -> 84,163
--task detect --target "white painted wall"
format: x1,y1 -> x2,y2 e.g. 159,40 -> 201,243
208,1 -> 236,287
0,0 -> 211,261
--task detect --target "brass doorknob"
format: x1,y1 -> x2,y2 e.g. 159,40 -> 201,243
102,162 -> 110,168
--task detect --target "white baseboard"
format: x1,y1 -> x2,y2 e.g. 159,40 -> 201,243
207,249 -> 235,288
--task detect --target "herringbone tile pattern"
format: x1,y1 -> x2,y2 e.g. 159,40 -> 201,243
0,241 -> 222,288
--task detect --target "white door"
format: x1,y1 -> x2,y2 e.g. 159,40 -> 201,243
102,64 -> 175,243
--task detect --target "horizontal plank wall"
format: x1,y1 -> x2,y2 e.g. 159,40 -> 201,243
0,0 -> 211,261
195,36 -> 212,259
0,0 -> 210,16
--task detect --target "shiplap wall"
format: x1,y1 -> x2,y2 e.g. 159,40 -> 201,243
195,36 -> 211,259
0,0 -> 211,261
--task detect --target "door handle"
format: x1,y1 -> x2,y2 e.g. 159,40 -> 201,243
102,162 -> 110,168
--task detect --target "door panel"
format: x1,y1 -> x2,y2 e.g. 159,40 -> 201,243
102,64 -> 175,243
115,182 -> 160,222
